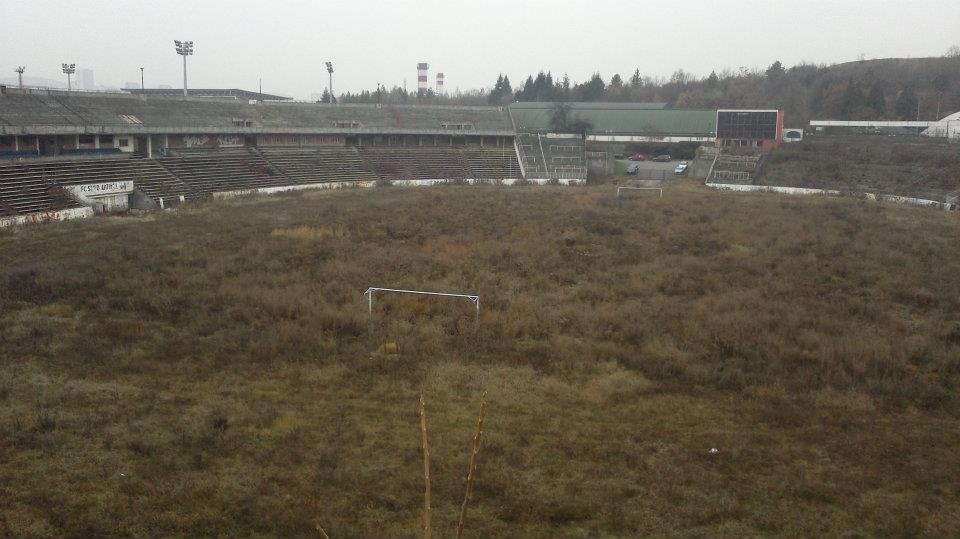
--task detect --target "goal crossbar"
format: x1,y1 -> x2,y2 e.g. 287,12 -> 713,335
364,287 -> 480,320
617,186 -> 663,198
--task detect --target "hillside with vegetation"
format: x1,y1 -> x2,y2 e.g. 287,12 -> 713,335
2,185 -> 960,537
343,46 -> 960,127
491,53 -> 960,126
761,135 -> 960,199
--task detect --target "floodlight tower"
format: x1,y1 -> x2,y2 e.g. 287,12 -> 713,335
15,66 -> 25,89
61,63 -> 76,91
325,61 -> 334,104
174,40 -> 194,96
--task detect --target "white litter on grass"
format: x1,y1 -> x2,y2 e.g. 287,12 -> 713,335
708,448 -> 720,455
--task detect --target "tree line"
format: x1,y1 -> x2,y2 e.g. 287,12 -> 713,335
487,49 -> 960,124
336,46 -> 960,126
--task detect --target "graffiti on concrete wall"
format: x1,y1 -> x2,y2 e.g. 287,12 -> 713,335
183,135 -> 211,148
0,207 -> 95,228
218,135 -> 243,147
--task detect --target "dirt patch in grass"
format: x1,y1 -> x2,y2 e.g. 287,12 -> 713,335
1,183 -> 959,536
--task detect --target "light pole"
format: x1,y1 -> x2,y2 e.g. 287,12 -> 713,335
61,63 -> 76,91
15,66 -> 25,89
174,40 -> 194,97
325,61 -> 334,104
140,66 -> 144,91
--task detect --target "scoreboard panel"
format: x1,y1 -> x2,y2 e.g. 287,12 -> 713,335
717,110 -> 780,140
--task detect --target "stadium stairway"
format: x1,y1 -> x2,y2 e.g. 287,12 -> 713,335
515,134 -> 586,180
516,134 -> 547,178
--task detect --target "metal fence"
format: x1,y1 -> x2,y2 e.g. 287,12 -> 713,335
712,170 -> 751,182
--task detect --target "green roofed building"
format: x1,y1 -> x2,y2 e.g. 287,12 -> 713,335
509,102 -> 718,142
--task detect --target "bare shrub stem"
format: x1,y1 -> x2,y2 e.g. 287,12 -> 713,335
419,389 -> 432,539
456,391 -> 488,539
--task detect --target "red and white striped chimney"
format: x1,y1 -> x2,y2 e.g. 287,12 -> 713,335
417,63 -> 429,93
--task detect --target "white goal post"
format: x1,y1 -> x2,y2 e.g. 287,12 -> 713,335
364,287 -> 480,321
617,186 -> 663,198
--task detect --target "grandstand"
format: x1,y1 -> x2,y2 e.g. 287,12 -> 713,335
257,147 -> 377,184
360,147 -> 470,181
0,88 -> 526,224
0,89 -> 514,141
157,147 -> 289,199
0,155 -> 187,215
0,164 -> 78,216
0,87 -> 794,225
463,148 -> 523,179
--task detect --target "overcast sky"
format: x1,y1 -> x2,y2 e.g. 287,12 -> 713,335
2,0 -> 958,99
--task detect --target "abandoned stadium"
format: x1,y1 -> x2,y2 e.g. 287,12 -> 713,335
4,87 -> 960,537
0,87 -> 799,226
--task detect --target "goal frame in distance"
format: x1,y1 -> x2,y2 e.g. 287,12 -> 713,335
364,287 -> 480,321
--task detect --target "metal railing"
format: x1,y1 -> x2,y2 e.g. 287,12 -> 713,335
713,170 -> 751,182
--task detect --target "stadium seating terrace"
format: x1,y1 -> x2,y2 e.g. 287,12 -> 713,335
0,88 -> 528,218
0,89 -> 514,134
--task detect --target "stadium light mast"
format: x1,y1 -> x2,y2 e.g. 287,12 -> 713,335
325,61 -> 334,104
61,63 -> 76,91
140,66 -> 144,91
174,40 -> 194,97
15,66 -> 25,89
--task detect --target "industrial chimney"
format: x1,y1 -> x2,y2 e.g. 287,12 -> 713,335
417,63 -> 429,94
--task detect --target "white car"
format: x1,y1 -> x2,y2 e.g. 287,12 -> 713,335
674,161 -> 689,175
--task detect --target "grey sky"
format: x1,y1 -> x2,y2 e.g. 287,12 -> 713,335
3,0 -> 958,99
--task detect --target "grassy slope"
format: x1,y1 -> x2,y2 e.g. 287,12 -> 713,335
1,184 -> 959,537
761,136 -> 960,200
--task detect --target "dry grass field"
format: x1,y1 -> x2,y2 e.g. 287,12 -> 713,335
2,182 -> 960,537
760,136 -> 960,201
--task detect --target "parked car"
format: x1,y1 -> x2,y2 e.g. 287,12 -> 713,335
674,161 -> 689,175
613,153 -> 625,160
627,153 -> 646,161
627,163 -> 641,175
652,154 -> 671,162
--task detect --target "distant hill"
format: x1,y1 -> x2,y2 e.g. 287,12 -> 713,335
753,56 -> 960,125
482,54 -> 960,127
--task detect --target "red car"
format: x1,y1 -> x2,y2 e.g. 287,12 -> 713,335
627,153 -> 646,161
